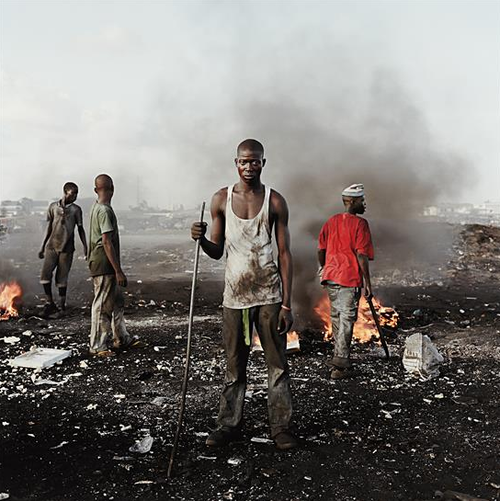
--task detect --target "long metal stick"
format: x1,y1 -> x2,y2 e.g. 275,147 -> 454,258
167,202 -> 205,479
366,296 -> 390,360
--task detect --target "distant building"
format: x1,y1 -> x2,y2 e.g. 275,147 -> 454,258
422,201 -> 500,225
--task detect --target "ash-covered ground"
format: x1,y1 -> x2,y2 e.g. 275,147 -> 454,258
0,223 -> 499,501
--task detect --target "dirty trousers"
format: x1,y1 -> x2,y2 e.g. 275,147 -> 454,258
217,303 -> 293,437
326,284 -> 361,368
89,274 -> 131,353
40,249 -> 74,288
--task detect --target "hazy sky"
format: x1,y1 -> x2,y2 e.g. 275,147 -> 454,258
1,0 -> 499,209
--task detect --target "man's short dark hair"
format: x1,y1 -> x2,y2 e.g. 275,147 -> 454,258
63,182 -> 78,193
237,139 -> 264,156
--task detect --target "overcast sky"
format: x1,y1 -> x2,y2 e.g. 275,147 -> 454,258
1,0 -> 499,209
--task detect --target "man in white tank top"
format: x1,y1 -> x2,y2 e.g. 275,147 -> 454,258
191,139 -> 297,450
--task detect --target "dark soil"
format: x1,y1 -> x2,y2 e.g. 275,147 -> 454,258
0,224 -> 499,501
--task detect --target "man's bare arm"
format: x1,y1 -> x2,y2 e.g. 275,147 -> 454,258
102,232 -> 127,286
38,220 -> 53,259
357,253 -> 372,298
77,226 -> 88,257
191,190 -> 226,260
272,191 -> 293,334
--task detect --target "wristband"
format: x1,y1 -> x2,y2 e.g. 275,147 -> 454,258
281,305 -> 291,311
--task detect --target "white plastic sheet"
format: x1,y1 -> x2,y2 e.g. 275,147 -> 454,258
403,333 -> 444,380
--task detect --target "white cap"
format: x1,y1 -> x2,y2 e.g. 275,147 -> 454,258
342,183 -> 364,197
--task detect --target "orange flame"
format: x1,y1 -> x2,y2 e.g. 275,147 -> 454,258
0,281 -> 23,321
252,330 -> 300,352
315,293 -> 398,343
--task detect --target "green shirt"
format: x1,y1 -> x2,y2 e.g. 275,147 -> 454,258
88,202 -> 120,276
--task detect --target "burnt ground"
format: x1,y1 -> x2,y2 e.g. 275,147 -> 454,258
0,223 -> 499,501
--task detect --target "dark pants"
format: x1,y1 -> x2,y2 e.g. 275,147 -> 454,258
217,303 -> 293,437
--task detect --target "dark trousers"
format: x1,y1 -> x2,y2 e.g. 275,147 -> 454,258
217,303 -> 293,437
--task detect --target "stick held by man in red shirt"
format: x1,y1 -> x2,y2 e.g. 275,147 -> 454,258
317,183 -> 374,380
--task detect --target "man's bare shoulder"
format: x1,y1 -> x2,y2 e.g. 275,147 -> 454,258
211,187 -> 228,212
269,188 -> 288,212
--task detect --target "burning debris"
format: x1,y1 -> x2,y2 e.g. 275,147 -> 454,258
252,330 -> 301,353
0,282 -> 22,321
314,293 -> 399,343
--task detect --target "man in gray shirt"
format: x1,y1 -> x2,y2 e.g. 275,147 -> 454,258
39,182 -> 87,315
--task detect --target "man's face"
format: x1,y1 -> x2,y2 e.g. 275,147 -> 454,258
354,196 -> 366,214
235,149 -> 265,183
64,189 -> 78,204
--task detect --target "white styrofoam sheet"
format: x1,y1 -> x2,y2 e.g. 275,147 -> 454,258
10,348 -> 72,369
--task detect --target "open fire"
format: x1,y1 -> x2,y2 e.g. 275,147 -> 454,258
0,281 -> 23,321
252,295 -> 397,352
253,330 -> 301,353
314,293 -> 398,343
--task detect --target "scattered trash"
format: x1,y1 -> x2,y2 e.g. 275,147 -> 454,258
194,432 -> 209,437
402,333 -> 444,379
227,457 -> 242,466
197,455 -> 217,460
120,424 -> 132,432
32,377 -> 67,386
10,347 -> 72,369
134,480 -> 154,485
50,441 -> 69,450
0,493 -> 10,500
250,437 -> 273,444
438,490 -> 489,501
129,434 -> 154,454
151,396 -> 168,406
79,360 -> 89,369
3,337 -> 20,345
22,330 -> 32,337
86,404 -> 98,410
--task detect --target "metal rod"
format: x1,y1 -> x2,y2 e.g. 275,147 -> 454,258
366,296 -> 390,360
167,202 -> 205,479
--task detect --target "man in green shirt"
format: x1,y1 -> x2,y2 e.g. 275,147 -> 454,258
88,174 -> 138,357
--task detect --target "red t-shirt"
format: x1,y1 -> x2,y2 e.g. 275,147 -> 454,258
318,213 -> 374,287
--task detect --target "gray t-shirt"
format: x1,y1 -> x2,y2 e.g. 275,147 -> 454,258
45,200 -> 83,253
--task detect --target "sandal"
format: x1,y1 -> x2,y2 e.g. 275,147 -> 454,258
113,336 -> 145,351
90,350 -> 116,358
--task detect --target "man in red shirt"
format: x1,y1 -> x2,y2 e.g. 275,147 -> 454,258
317,184 -> 374,379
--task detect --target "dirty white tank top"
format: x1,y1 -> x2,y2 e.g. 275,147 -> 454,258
223,184 -> 282,309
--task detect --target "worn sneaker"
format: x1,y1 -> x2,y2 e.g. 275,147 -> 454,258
330,367 -> 354,380
274,432 -> 298,450
42,302 -> 59,318
205,428 -> 242,447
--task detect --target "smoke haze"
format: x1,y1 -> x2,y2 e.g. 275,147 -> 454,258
1,0 -> 493,319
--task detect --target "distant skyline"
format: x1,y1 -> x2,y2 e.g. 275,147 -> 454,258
1,0 -> 499,210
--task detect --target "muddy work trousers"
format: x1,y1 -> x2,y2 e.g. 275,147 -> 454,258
89,274 -> 131,353
326,283 -> 361,369
217,303 -> 293,438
